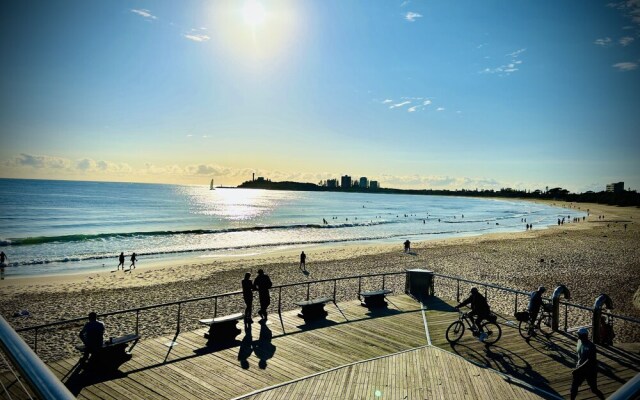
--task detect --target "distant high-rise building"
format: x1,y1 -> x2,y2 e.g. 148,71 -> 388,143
370,181 -> 379,190
606,182 -> 624,193
341,175 -> 352,189
359,177 -> 368,189
326,179 -> 338,188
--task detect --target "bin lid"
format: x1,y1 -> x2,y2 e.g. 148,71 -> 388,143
405,269 -> 433,273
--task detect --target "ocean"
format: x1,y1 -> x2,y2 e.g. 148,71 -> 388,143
0,179 -> 584,276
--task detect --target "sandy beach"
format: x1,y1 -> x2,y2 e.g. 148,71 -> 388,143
1,199 -> 638,361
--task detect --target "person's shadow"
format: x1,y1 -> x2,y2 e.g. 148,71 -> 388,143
237,328 -> 253,369
253,322 -> 276,369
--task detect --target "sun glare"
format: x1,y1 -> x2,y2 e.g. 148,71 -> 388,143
243,1 -> 266,28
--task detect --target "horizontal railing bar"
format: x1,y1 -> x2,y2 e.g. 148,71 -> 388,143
432,273 -> 530,296
17,271 -> 404,333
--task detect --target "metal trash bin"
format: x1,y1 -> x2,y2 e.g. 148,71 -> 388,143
405,269 -> 434,301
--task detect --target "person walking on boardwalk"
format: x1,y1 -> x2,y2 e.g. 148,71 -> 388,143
79,312 -> 105,360
253,269 -> 272,322
527,286 -> 546,335
129,252 -> 137,270
570,328 -> 604,400
0,251 -> 7,280
455,287 -> 491,338
117,252 -> 125,270
242,273 -> 253,325
299,251 -> 306,272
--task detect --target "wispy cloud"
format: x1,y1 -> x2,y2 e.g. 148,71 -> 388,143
612,61 -> 638,71
131,9 -> 157,20
407,106 -> 418,112
184,34 -> 211,42
389,101 -> 411,109
382,99 -> 393,104
608,1 -> 640,26
423,100 -> 432,106
405,12 -> 422,22
481,48 -> 525,76
400,1 -> 410,7
436,107 -> 445,111
619,36 -> 635,46
594,37 -> 613,47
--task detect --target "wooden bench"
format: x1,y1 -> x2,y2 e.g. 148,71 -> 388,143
294,297 -> 332,321
199,313 -> 243,342
75,333 -> 140,359
359,289 -> 393,308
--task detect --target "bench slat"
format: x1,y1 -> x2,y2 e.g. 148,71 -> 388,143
359,289 -> 393,297
199,313 -> 244,326
294,297 -> 332,307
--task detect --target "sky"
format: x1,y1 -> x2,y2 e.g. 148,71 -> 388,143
1,0 -> 639,193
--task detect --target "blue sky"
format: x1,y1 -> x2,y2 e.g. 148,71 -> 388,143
1,0 -> 639,192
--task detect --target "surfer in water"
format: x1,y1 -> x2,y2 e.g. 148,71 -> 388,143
117,252 -> 125,270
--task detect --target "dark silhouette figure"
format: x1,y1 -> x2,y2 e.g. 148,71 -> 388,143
117,252 -> 125,270
129,253 -> 137,269
237,328 -> 253,369
253,322 -> 275,369
570,328 -> 604,400
0,251 -> 7,280
79,312 -> 105,360
242,273 -> 253,326
299,251 -> 306,272
455,287 -> 490,333
404,240 -> 411,253
527,286 -> 546,335
253,269 -> 272,321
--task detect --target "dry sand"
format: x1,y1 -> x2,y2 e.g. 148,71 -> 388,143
1,199 -> 638,361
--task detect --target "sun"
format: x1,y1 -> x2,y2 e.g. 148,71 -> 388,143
243,1 -> 266,28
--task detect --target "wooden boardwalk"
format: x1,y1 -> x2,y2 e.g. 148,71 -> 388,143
4,294 -> 637,399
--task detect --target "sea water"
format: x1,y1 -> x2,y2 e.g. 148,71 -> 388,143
0,179 -> 584,276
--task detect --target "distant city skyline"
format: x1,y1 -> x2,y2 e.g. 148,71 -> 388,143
1,1 -> 639,193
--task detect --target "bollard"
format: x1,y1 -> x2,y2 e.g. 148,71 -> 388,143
551,285 -> 570,332
593,294 -> 613,344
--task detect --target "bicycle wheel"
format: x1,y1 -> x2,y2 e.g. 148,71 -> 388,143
446,321 -> 465,343
519,320 -> 533,339
538,313 -> 553,336
482,321 -> 502,345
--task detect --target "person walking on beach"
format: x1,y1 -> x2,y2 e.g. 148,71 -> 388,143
299,251 -> 306,272
404,240 -> 411,253
0,251 -> 7,280
129,252 -> 137,270
79,312 -> 105,360
570,328 -> 604,400
117,252 -> 125,270
242,273 -> 253,325
253,269 -> 272,321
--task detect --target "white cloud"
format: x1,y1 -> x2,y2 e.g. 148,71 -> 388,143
131,9 -> 157,20
436,107 -> 445,111
612,61 -> 638,71
400,1 -> 410,7
184,34 -> 211,42
405,12 -> 422,22
423,100 -> 432,106
594,37 -> 613,46
481,48 -> 525,76
408,106 -> 418,112
382,99 -> 393,104
620,36 -> 635,46
506,48 -> 526,57
390,101 -> 411,109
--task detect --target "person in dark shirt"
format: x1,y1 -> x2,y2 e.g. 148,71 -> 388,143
253,269 -> 272,321
117,252 -> 125,270
455,287 -> 490,334
570,328 -> 604,400
79,312 -> 105,359
299,251 -> 306,272
527,286 -> 546,334
242,273 -> 253,325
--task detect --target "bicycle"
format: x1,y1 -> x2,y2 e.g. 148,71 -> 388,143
445,309 -> 502,345
516,303 -> 553,339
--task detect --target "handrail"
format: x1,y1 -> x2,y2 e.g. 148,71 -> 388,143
431,272 -> 531,296
0,315 -> 75,400
17,271 -> 405,334
608,372 -> 640,400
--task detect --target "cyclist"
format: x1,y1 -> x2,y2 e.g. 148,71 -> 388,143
455,287 -> 491,338
527,286 -> 546,335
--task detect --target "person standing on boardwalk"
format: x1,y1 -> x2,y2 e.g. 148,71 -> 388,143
570,328 -> 604,400
253,269 -> 272,321
117,252 -> 125,270
129,252 -> 137,270
0,251 -> 7,280
299,251 -> 306,272
527,286 -> 546,335
79,312 -> 105,360
242,273 -> 253,325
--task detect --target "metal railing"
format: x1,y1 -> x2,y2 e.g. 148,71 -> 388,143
0,315 -> 75,399
14,271 -> 405,359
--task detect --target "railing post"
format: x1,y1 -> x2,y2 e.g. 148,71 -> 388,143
593,294 -> 613,344
514,293 -> 519,316
306,283 -> 310,301
333,280 -> 337,302
214,297 -> 218,318
176,303 -> 181,333
456,279 -> 460,303
278,287 -> 282,314
135,310 -> 140,336
358,277 -> 362,296
564,304 -> 568,332
34,327 -> 38,354
382,275 -> 386,290
551,285 -> 570,332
